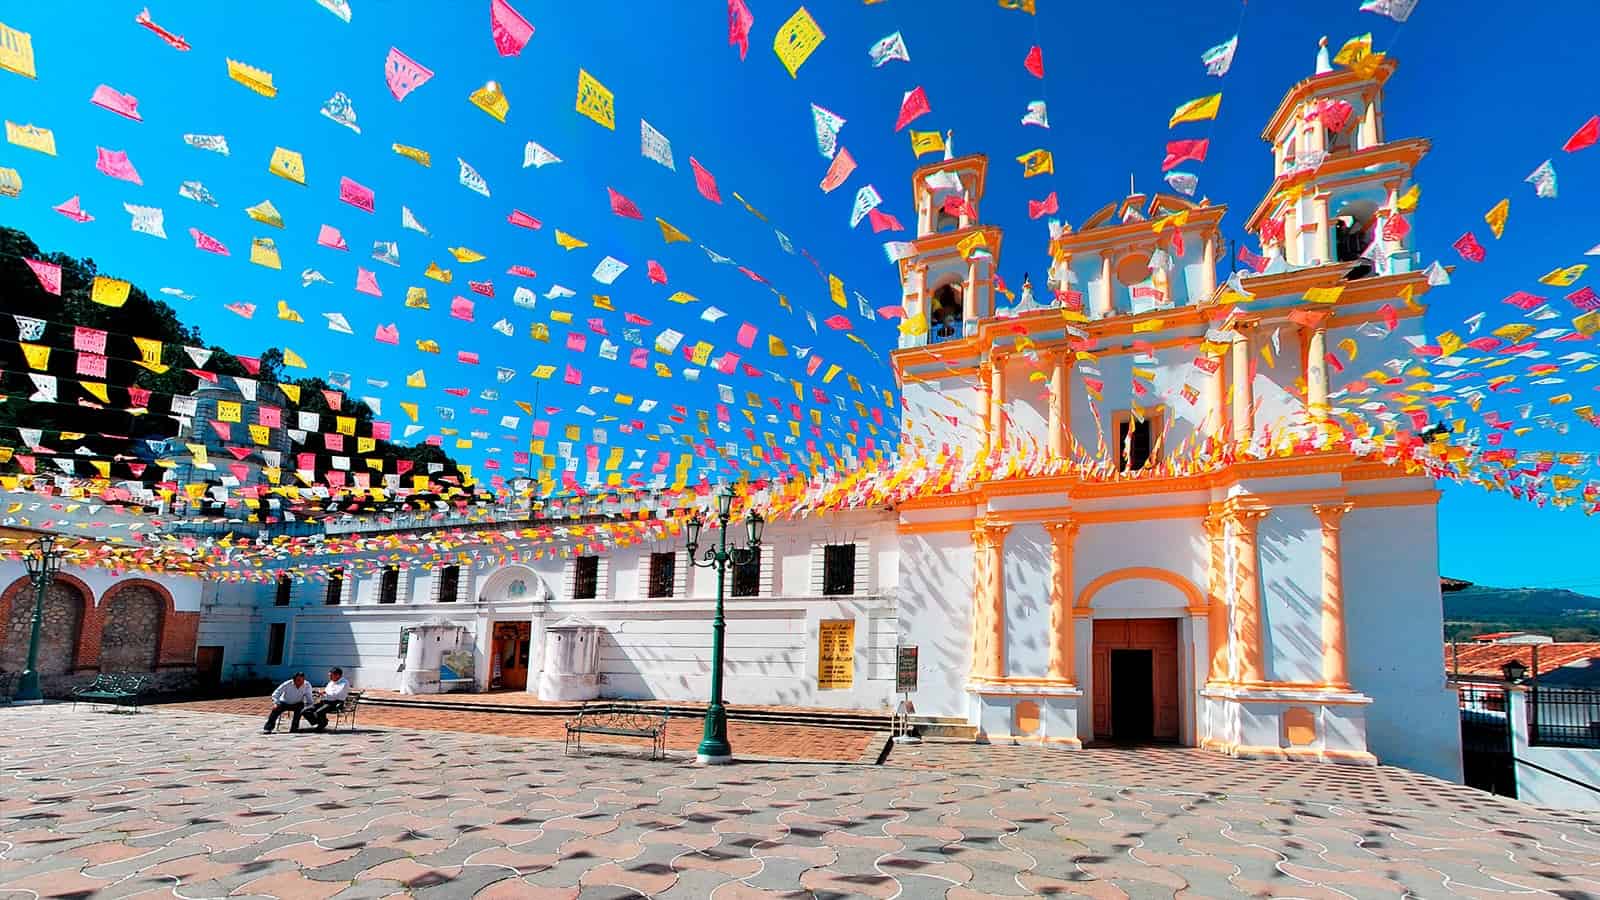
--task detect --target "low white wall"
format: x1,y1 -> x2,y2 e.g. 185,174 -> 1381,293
1508,689 -> 1600,810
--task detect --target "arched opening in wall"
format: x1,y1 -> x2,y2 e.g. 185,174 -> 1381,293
1334,199 -> 1379,278
929,282 -> 964,343
932,193 -> 961,233
1,578 -> 86,676
100,583 -> 164,672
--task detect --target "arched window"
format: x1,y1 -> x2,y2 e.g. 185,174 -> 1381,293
1334,199 -> 1379,278
929,282 -> 964,342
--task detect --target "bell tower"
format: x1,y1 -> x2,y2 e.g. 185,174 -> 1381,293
1245,37 -> 1428,277
896,154 -> 1005,349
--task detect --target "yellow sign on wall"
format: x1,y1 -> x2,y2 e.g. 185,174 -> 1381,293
817,619 -> 855,690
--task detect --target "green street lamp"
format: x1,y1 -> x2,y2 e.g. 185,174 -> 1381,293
685,486 -> 764,765
15,533 -> 63,705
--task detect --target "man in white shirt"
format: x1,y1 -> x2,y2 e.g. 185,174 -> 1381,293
303,667 -> 350,733
263,672 -> 314,733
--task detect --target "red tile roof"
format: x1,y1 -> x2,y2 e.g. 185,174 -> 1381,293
1447,642 -> 1600,678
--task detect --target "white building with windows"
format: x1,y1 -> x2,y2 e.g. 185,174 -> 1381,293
201,509 -> 901,710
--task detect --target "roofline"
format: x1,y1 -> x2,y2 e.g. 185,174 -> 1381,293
1241,138 -> 1431,233
1259,57 -> 1399,143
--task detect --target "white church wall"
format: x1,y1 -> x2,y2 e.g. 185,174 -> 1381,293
903,377 -> 980,459
1257,504 -> 1325,684
1002,523 -> 1051,679
1342,499 -> 1463,782
1251,334 -> 1308,438
1002,356 -> 1050,456
1073,518 -> 1207,597
582,594 -> 897,710
897,529 -> 974,718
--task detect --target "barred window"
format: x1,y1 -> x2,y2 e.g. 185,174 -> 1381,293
732,553 -> 760,598
573,555 -> 599,600
379,566 -> 399,604
325,571 -> 343,606
823,544 -> 856,596
438,565 -> 460,603
274,575 -> 291,607
648,552 -> 676,598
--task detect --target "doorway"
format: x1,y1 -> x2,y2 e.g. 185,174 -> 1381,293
1110,650 -> 1154,740
491,621 -> 532,690
1092,618 -> 1180,742
195,646 -> 224,695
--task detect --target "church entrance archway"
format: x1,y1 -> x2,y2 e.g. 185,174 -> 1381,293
1092,618 -> 1179,742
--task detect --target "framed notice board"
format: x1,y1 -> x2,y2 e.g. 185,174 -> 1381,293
817,619 -> 855,690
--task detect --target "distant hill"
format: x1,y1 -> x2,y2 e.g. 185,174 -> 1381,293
1444,583 -> 1600,642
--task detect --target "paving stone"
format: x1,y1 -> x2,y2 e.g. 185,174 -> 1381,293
5,706 -> 1600,899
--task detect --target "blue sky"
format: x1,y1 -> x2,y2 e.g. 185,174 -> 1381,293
1,0 -> 1598,589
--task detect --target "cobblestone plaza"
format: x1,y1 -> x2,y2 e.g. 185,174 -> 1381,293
3,705 -> 1598,898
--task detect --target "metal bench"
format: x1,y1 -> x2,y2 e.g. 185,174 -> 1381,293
564,702 -> 670,760
330,690 -> 363,732
0,671 -> 16,705
71,673 -> 152,712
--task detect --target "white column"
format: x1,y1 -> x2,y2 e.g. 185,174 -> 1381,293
1095,252 -> 1114,318
963,258 -> 980,325
1312,194 -> 1330,266
1359,99 -> 1380,149
1306,325 -> 1329,419
1230,328 -> 1253,445
1199,232 -> 1217,300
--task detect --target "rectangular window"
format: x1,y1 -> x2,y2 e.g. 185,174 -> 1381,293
437,565 -> 460,603
379,566 -> 399,604
823,544 -> 856,596
325,571 -> 343,606
648,552 -> 676,598
1115,410 -> 1161,472
732,553 -> 760,598
266,622 -> 286,666
274,575 -> 291,607
573,555 -> 600,600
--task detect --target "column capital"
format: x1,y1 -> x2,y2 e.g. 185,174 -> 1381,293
1311,501 -> 1355,530
1042,518 -> 1079,540
973,520 -> 1012,546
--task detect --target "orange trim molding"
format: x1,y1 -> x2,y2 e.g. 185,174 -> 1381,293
1075,566 -> 1206,612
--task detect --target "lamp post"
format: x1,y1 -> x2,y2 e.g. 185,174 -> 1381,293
685,486 -> 764,765
15,533 -> 63,705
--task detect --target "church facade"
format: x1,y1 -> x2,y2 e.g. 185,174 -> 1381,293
891,47 -> 1458,779
198,48 -> 1460,782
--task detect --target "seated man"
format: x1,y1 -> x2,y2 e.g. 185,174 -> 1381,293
263,672 -> 314,733
303,667 -> 350,733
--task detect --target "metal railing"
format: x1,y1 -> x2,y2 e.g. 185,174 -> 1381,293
1530,685 -> 1600,748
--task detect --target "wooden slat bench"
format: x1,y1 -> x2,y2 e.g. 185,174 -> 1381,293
71,673 -> 152,712
564,702 -> 670,760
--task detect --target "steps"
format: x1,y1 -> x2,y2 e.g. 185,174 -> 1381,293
908,715 -> 979,740
362,694 -> 893,732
